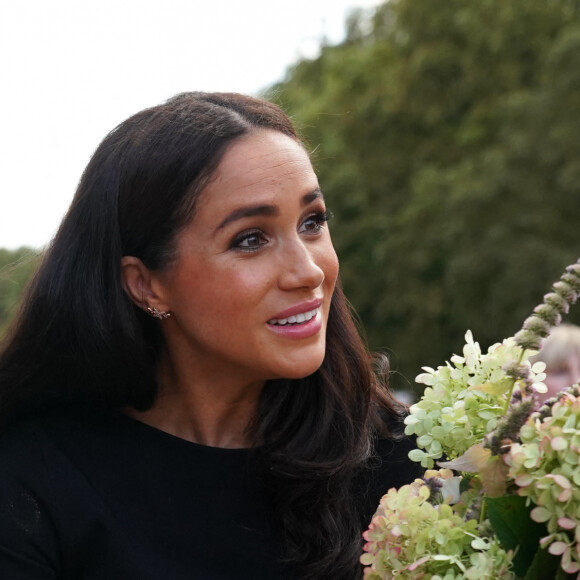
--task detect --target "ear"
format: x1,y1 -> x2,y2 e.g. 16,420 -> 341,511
121,256 -> 170,313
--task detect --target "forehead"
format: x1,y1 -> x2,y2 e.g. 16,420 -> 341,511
196,130 -> 317,210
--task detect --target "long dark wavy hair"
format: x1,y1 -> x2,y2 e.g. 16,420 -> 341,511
0,92 -> 404,579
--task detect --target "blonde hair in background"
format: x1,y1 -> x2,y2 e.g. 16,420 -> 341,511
533,323 -> 580,370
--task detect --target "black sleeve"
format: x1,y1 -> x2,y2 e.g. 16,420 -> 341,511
0,427 -> 60,579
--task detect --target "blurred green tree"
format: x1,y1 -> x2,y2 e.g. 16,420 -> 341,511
0,248 -> 41,339
267,0 -> 580,393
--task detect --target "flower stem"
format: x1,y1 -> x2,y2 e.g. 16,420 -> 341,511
502,350 -> 525,414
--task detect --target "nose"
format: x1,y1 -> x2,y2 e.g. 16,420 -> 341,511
277,237 -> 325,291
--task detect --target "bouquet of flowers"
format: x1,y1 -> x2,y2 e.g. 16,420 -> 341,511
361,259 -> 580,580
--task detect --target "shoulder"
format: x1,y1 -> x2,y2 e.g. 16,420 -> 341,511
0,404 -> 145,578
0,415 -> 52,477
0,403 -> 124,494
0,416 -> 64,576
0,406 -> 91,495
1,402 -> 92,450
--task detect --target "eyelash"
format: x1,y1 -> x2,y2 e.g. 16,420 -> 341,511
231,210 -> 334,252
300,210 -> 334,234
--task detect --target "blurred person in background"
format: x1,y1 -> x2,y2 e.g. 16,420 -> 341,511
532,323 -> 580,402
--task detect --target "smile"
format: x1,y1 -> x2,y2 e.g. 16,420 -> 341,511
268,308 -> 319,326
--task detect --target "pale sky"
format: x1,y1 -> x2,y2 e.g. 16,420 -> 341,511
0,0 -> 381,250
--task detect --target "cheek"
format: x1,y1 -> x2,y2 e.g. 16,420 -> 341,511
189,264 -> 278,328
226,262 -> 278,298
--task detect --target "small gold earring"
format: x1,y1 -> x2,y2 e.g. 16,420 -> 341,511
146,306 -> 171,320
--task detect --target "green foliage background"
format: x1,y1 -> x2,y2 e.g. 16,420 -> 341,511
0,248 -> 41,338
3,0 -> 580,395
266,0 -> 580,393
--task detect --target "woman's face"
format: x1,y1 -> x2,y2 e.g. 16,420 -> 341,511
152,130 -> 339,386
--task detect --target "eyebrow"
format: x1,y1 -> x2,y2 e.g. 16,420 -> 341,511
216,189 -> 323,230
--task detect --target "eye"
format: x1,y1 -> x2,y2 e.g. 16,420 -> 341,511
231,230 -> 268,251
299,210 -> 333,234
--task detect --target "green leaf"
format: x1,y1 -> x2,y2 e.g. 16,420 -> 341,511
523,544 -> 561,580
486,494 -> 546,578
459,474 -> 475,494
408,449 -> 426,462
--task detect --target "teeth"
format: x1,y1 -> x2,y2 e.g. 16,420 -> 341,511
269,308 -> 318,326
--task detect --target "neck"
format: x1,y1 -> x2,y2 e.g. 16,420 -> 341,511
126,356 -> 265,449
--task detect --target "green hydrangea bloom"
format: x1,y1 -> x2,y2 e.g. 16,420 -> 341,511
360,474 -> 514,580
505,392 -> 580,576
404,332 -> 545,468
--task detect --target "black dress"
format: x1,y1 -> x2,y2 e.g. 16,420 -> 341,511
0,406 -> 421,579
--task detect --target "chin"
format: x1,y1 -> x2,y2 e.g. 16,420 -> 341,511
277,357 -> 325,381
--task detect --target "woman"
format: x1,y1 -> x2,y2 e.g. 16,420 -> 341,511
0,92 -> 420,579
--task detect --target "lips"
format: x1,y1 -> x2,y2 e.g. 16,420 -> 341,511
267,299 -> 322,326
268,307 -> 319,326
